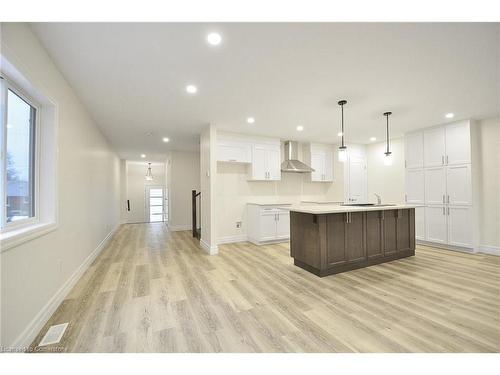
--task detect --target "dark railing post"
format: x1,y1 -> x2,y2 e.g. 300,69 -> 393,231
192,190 -> 197,238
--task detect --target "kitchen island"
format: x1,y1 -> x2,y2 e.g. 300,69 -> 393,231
289,204 -> 417,277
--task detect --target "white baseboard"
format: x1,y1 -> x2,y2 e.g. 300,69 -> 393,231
218,234 -> 248,245
168,224 -> 191,232
416,240 -> 474,254
9,224 -> 120,350
200,239 -> 218,255
478,244 -> 500,256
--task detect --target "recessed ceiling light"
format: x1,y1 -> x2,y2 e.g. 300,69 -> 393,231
247,117 -> 255,124
162,137 -> 170,143
445,112 -> 454,119
140,154 -> 146,158
370,137 -> 377,141
337,132 -> 343,137
186,85 -> 198,94
207,32 -> 222,46
296,125 -> 304,131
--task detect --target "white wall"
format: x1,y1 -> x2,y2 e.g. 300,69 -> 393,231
200,125 -> 217,254
478,117 -> 500,249
124,162 -> 165,224
366,137 -> 406,204
167,151 -> 200,231
0,23 -> 121,347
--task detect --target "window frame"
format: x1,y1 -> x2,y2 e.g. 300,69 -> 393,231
0,75 -> 41,232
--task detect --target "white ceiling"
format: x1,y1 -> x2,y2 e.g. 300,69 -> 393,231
31,23 -> 499,161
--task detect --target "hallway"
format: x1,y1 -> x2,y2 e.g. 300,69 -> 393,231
30,223 -> 500,353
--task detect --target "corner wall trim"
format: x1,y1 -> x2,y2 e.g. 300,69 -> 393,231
9,224 -> 120,350
218,234 -> 248,245
200,239 -> 218,255
478,245 -> 500,256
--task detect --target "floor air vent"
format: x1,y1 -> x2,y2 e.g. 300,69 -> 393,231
38,322 -> 69,346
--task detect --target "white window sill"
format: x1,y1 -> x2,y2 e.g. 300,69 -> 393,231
0,222 -> 58,253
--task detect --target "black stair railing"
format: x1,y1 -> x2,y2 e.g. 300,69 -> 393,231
192,190 -> 201,239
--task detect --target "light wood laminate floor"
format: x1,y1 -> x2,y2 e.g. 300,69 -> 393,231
31,223 -> 500,352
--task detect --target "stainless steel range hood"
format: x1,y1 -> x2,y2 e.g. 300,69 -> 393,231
281,141 -> 315,173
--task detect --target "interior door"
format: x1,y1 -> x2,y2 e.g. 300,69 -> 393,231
146,186 -> 165,223
446,165 -> 472,205
447,206 -> 473,248
405,132 -> 424,169
424,167 -> 446,205
424,127 -> 446,167
347,155 -> 367,203
425,206 -> 447,244
405,169 -> 425,203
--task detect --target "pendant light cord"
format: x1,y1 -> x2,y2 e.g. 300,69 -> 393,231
384,111 -> 392,155
341,103 -> 345,148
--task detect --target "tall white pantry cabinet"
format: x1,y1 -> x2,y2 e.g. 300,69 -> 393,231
404,120 -> 480,251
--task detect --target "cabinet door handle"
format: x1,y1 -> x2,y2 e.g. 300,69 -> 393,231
442,194 -> 445,204
442,207 -> 445,215
447,195 -> 450,204
447,207 -> 450,216
446,155 -> 449,164
441,155 -> 444,165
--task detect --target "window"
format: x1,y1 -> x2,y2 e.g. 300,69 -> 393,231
1,77 -> 39,229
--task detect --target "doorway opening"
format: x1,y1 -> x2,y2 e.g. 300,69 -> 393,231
146,186 -> 165,223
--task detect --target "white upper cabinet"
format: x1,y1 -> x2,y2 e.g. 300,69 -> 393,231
249,143 -> 281,181
424,127 -> 446,167
445,121 -> 471,165
405,169 -> 425,204
217,140 -> 251,163
446,164 -> 472,205
405,132 -> 424,169
424,167 -> 446,205
310,144 -> 333,182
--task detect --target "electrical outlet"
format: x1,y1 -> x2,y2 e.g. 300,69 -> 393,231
236,221 -> 242,229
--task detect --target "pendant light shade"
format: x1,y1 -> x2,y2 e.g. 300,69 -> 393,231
338,100 -> 348,163
383,111 -> 393,166
145,162 -> 154,180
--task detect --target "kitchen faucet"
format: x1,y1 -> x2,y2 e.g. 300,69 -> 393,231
374,193 -> 381,205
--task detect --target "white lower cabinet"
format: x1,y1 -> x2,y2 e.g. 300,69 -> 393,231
447,206 -> 473,248
415,206 -> 426,241
425,206 -> 447,244
247,204 -> 290,245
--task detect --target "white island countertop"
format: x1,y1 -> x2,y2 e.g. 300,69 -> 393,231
281,204 -> 421,214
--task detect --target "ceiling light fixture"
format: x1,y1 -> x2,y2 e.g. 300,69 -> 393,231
370,137 -> 377,142
140,154 -> 146,158
207,32 -> 222,46
337,100 -> 348,163
296,125 -> 304,132
247,117 -> 255,124
383,111 -> 393,166
162,137 -> 170,143
145,162 -> 154,181
445,112 -> 454,119
186,85 -> 198,94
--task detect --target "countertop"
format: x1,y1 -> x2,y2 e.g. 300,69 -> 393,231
282,204 -> 420,214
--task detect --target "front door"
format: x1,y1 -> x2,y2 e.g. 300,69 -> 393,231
146,186 -> 165,223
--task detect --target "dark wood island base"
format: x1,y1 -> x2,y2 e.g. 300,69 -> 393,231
290,208 -> 415,277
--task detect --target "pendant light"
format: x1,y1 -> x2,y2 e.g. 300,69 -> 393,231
145,162 -> 154,180
338,100 -> 348,162
383,111 -> 393,166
